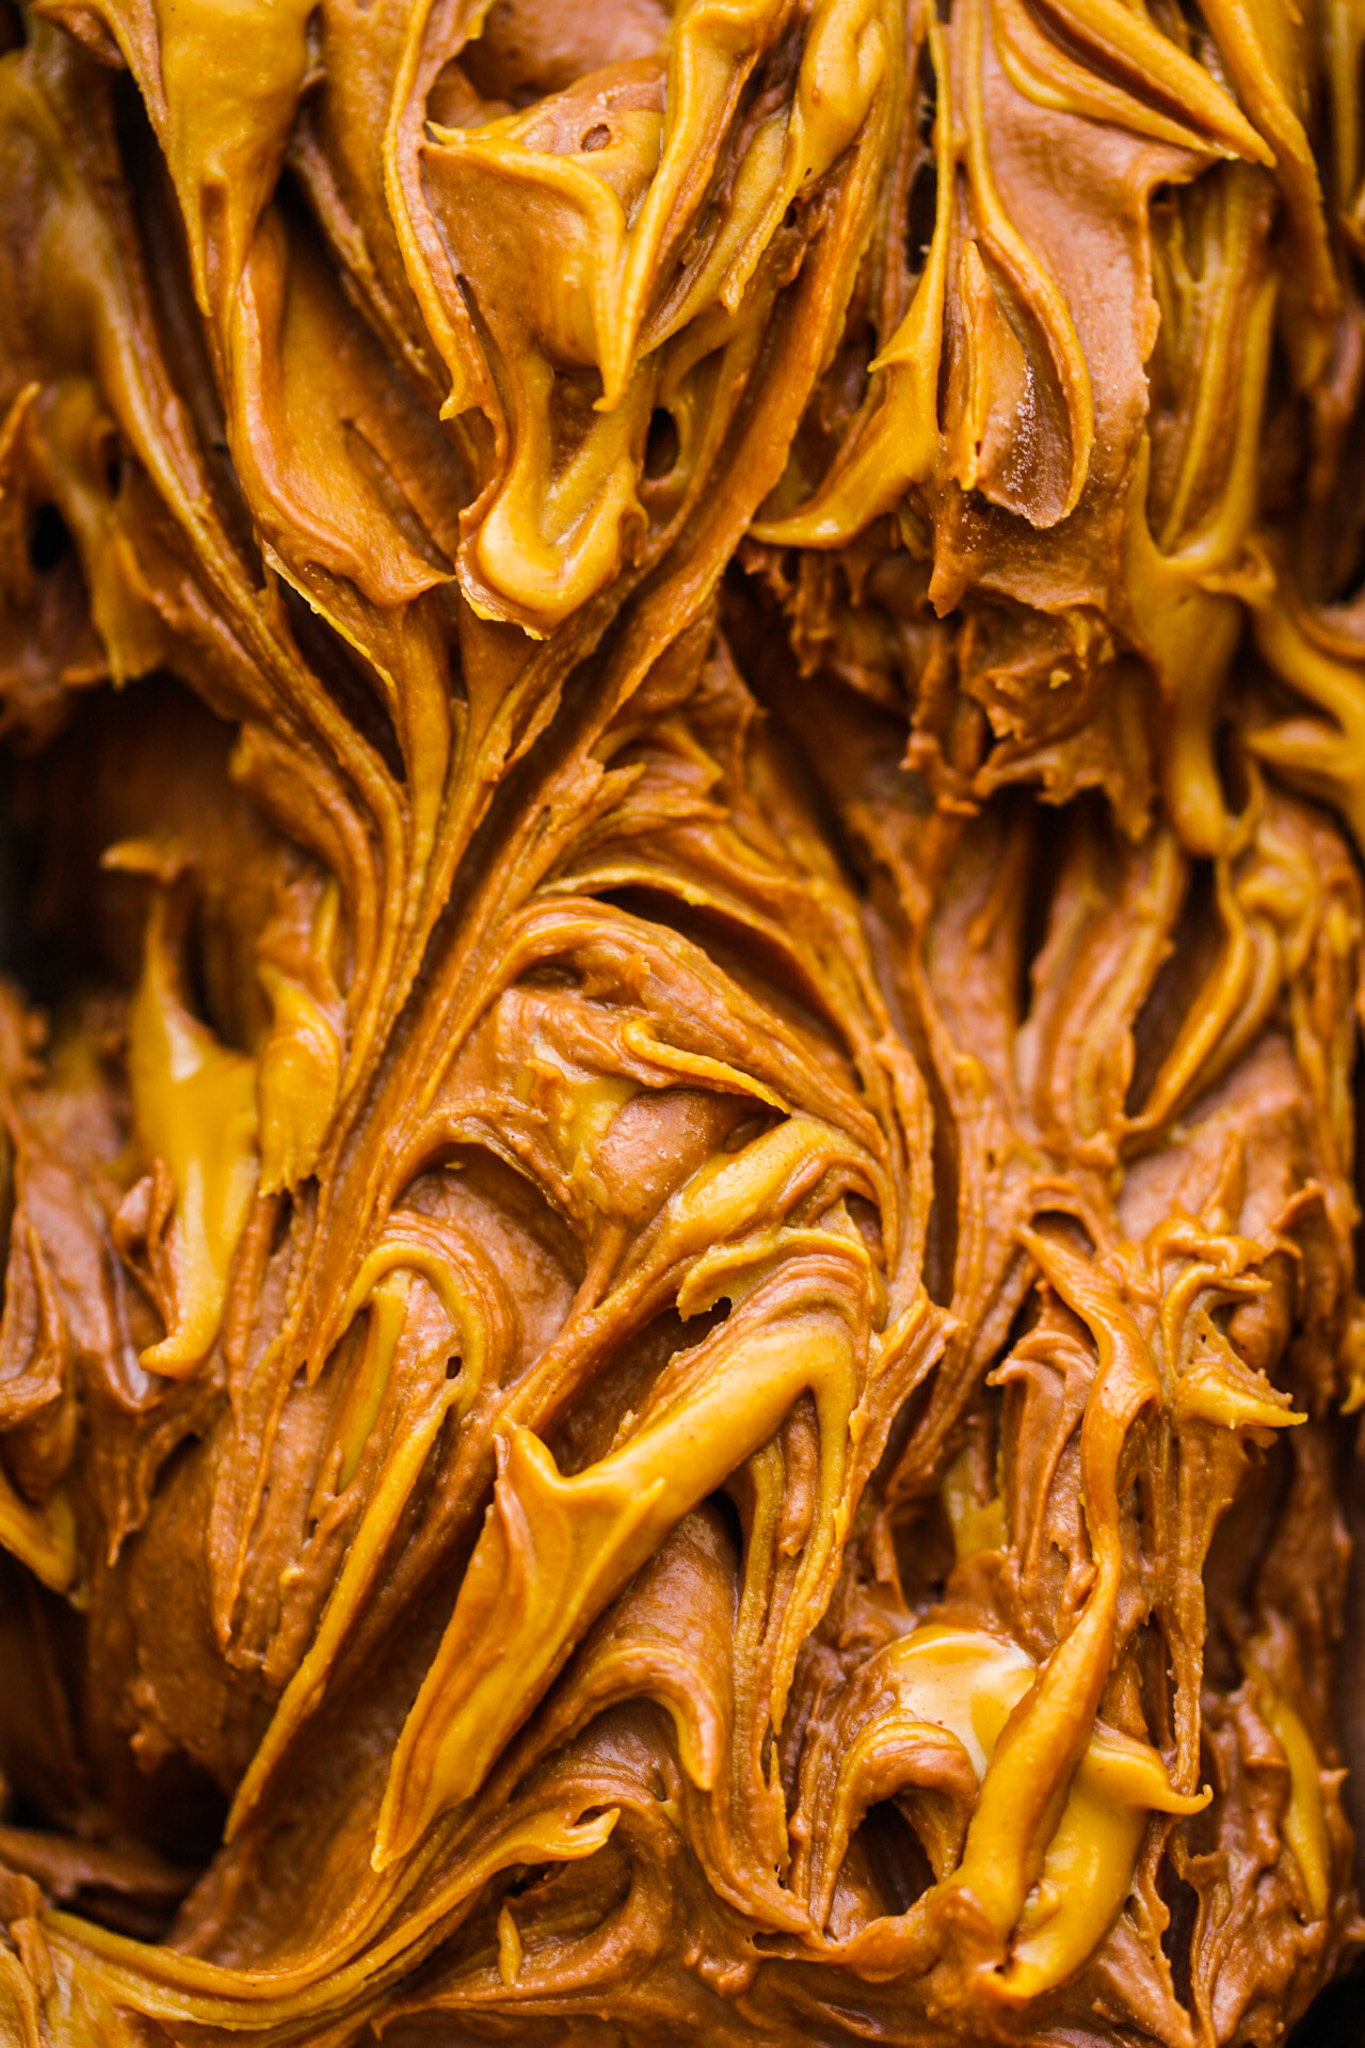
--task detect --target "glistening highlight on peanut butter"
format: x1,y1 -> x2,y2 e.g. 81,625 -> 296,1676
0,0 -> 1363,2041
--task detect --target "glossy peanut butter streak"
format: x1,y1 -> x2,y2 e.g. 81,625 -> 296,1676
1,0 -> 1364,2042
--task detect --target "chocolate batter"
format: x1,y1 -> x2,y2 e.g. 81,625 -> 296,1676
0,0 -> 1364,2040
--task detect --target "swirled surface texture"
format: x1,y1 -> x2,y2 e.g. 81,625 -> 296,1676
2,0 -> 1365,2042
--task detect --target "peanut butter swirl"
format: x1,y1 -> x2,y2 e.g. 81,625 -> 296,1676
1,0 -> 1364,2042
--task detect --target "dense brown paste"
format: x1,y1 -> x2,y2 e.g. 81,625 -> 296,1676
2,0 -> 1365,2041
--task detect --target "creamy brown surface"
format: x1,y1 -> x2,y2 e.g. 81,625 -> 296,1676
1,0 -> 1365,2041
